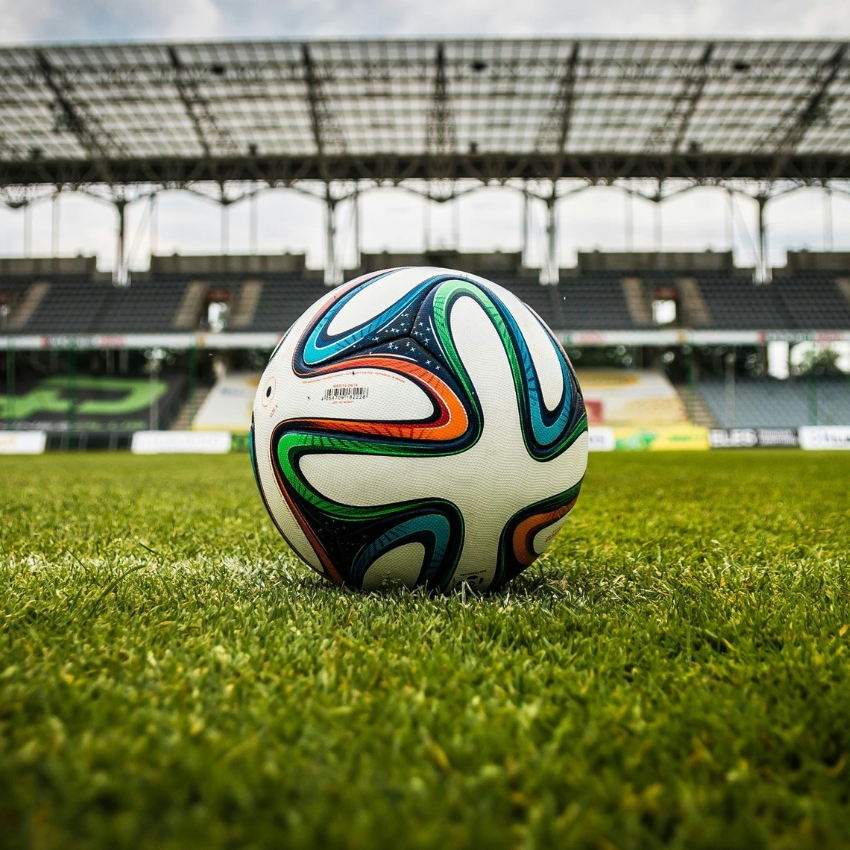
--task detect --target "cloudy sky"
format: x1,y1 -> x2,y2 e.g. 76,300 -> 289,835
0,0 -> 848,273
2,0 -> 848,43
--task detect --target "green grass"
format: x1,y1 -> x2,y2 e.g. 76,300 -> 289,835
2,451 -> 850,850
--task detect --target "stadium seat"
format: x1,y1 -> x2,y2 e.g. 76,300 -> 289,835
696,378 -> 850,428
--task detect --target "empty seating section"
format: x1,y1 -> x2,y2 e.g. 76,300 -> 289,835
696,379 -> 850,428
96,279 -> 189,333
557,273 -> 636,329
0,277 -> 35,300
4,265 -> 850,333
697,273 -> 793,329
490,275 -> 561,328
244,278 -> 330,332
22,278 -> 111,334
772,273 -> 850,330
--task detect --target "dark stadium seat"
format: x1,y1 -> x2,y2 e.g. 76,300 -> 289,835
696,273 -> 794,329
772,273 -> 850,330
696,378 -> 850,428
488,274 -> 563,328
20,278 -> 112,334
241,277 -> 331,333
95,279 -> 190,333
557,272 -> 636,330
7,264 -> 850,336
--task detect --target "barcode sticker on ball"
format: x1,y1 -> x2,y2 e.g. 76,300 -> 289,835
322,386 -> 369,402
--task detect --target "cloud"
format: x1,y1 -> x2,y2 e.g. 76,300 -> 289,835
1,0 -> 848,43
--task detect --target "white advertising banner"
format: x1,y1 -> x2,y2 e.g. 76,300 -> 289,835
798,426 -> 850,451
193,373 -> 258,433
0,431 -> 47,454
587,427 -> 616,452
131,431 -> 232,454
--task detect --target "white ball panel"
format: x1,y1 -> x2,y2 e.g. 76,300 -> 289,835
282,368 -> 433,423
532,512 -> 574,556
326,268 -> 427,336
361,542 -> 426,591
502,296 -> 565,412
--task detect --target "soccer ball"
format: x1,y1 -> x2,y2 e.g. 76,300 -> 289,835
251,267 -> 588,592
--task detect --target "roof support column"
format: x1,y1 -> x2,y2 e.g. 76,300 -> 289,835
756,195 -> 771,284
654,202 -> 662,252
220,200 -> 229,255
51,193 -> 60,257
654,188 -> 663,252
542,190 -> 559,285
521,186 -> 529,268
824,186 -> 834,251
113,199 -> 129,287
354,186 -> 361,271
726,188 -> 734,254
250,190 -> 259,255
23,203 -> 32,258
150,195 -> 158,258
325,184 -> 342,286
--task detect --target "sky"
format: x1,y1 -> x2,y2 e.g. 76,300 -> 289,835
0,0 -> 848,273
2,0 -> 849,43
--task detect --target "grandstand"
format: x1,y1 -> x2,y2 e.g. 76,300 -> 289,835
697,377 -> 850,428
2,36 -> 850,445
3,248 -> 850,444
4,250 -> 850,338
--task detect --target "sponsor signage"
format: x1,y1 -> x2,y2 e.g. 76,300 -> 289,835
763,331 -> 850,344
1,375 -> 183,433
798,426 -> 850,451
1,332 -> 283,352
2,329 -> 849,352
587,427 -> 615,452
709,428 -> 799,448
0,431 -> 47,454
131,431 -> 232,454
613,425 -> 709,451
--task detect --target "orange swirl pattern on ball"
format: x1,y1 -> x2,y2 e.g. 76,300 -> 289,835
512,497 -> 578,567
303,355 -> 469,441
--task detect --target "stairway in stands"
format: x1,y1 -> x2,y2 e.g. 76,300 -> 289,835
674,385 -> 718,428
169,386 -> 212,430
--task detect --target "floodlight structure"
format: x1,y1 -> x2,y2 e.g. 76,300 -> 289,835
1,37 -> 849,284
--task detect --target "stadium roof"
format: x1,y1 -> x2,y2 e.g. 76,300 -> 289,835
1,37 -> 849,189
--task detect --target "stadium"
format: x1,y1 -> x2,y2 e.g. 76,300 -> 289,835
2,33 -> 850,849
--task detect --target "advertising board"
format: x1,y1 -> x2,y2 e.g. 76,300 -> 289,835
612,425 -> 709,451
131,431 -> 232,454
709,428 -> 799,448
798,426 -> 850,450
587,427 -> 616,452
0,431 -> 47,454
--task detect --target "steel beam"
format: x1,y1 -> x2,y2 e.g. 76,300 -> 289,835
426,43 -> 456,159
302,43 -> 346,179
168,46 -> 237,176
758,43 -> 848,174
34,50 -> 121,186
4,152 -> 850,188
645,42 -> 714,161
536,42 -> 579,171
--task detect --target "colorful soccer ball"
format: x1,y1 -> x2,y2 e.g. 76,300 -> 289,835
251,267 -> 588,592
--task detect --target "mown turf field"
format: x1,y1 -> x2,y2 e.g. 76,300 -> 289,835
2,450 -> 850,850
